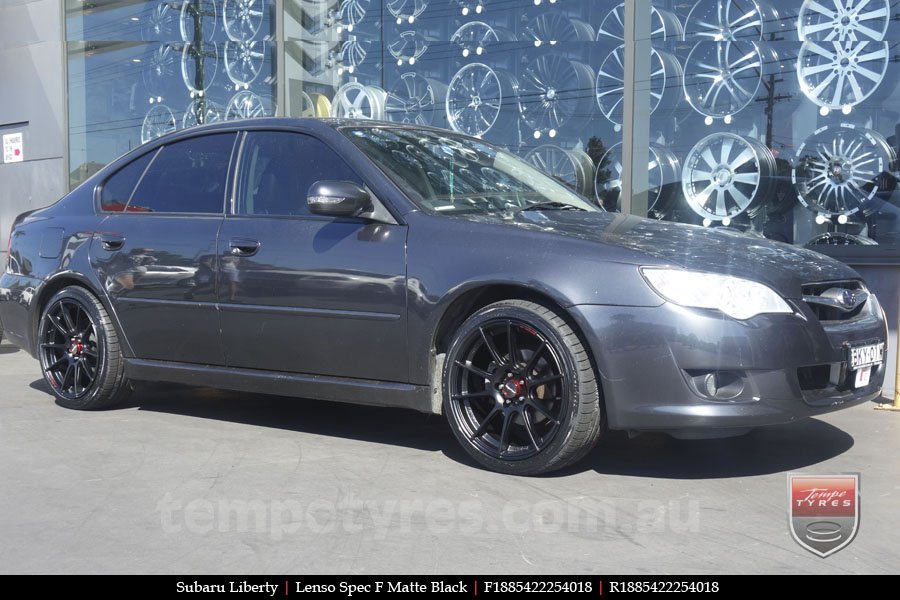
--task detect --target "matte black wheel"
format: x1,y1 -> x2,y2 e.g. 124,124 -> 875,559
443,300 -> 603,475
38,286 -> 130,410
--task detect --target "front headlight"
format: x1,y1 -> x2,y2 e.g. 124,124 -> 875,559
641,268 -> 793,320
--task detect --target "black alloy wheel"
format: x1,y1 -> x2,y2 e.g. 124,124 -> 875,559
38,286 -> 131,410
443,300 -> 603,475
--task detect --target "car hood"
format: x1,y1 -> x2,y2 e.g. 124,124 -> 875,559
458,210 -> 860,298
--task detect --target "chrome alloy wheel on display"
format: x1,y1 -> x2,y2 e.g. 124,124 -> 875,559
682,133 -> 775,221
519,54 -> 594,136
337,0 -> 371,30
337,39 -> 368,74
143,44 -> 178,98
450,21 -> 515,58
796,40 -> 890,110
798,0 -> 891,42
385,72 -> 441,126
524,145 -> 595,198
141,104 -> 177,143
179,0 -> 217,43
684,0 -> 776,41
224,0 -> 266,41
225,90 -> 274,119
180,41 -> 219,94
595,142 -> 681,217
806,232 -> 877,246
793,124 -> 896,217
388,31 -> 429,66
141,2 -> 177,41
596,45 -> 682,128
522,13 -> 594,45
446,63 -> 517,138
596,3 -> 683,41
683,41 -> 767,119
387,0 -> 427,25
330,83 -> 387,120
224,40 -> 267,85
182,98 -> 222,128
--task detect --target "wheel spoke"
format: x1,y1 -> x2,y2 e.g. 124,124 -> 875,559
470,405 -> 501,439
48,314 -> 69,337
524,341 -> 547,374
497,412 -> 513,455
454,360 -> 491,380
527,397 -> 559,424
507,322 -> 520,366
530,373 -> 563,388
523,409 -> 541,451
45,356 -> 68,373
479,326 -> 506,367
59,302 -> 77,333
40,343 -> 67,350
452,390 -> 494,400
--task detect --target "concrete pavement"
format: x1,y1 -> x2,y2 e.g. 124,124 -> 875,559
1,337 -> 898,574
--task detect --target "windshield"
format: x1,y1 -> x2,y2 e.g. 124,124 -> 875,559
340,126 -> 601,215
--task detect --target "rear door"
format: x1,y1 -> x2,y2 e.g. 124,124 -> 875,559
216,130 -> 408,381
91,132 -> 237,365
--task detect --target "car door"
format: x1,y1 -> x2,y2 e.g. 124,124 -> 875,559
217,130 -> 408,382
91,132 -> 237,365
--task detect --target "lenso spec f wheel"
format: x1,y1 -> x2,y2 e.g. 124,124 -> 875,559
446,63 -> 516,138
683,41 -> 765,118
797,40 -> 889,110
519,54 -> 594,135
224,0 -> 266,42
443,300 -> 603,475
330,83 -> 387,119
38,287 -> 131,410
597,45 -> 682,128
682,133 -> 775,221
450,21 -> 515,58
385,73 -> 440,125
595,142 -> 681,218
225,90 -> 275,119
142,105 -> 176,143
798,0 -> 890,42
388,30 -> 429,66
793,124 -> 896,217
523,13 -> 594,45
684,0 -> 774,41
224,40 -> 267,85
524,145 -> 595,198
596,3 -> 683,41
179,0 -> 217,43
387,0 -> 427,24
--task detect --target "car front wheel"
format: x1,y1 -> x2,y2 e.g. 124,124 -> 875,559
443,300 -> 603,475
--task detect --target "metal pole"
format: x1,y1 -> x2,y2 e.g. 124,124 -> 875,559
876,295 -> 900,411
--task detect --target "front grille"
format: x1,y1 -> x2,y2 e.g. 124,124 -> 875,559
801,280 -> 867,322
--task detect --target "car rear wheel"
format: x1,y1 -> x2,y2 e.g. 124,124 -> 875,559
38,286 -> 131,410
443,300 -> 603,475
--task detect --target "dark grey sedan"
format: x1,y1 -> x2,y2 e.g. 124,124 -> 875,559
0,119 -> 889,474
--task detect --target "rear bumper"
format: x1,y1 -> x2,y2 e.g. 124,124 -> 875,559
569,296 -> 888,435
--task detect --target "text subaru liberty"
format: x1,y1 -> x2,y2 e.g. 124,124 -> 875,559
0,120 -> 888,474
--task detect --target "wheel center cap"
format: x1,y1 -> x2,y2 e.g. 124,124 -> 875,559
714,167 -> 733,186
68,341 -> 84,356
546,88 -> 557,100
500,377 -> 525,400
472,95 -> 482,107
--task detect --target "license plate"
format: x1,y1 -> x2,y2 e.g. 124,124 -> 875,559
849,342 -> 884,370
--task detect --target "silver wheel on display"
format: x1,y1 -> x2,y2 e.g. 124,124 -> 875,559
224,40 -> 267,85
386,73 -> 440,125
683,41 -> 765,118
450,21 -> 515,58
806,232 -> 877,246
797,40 -> 889,110
798,0 -> 890,42
597,45 -> 682,128
180,42 -> 218,94
182,98 -> 222,128
446,63 -> 516,138
142,105 -> 177,143
179,0 -> 217,43
793,125 -> 896,218
595,142 -> 681,217
295,91 -> 316,117
224,0 -> 266,41
141,2 -> 177,41
682,133 -> 775,221
330,83 -> 387,119
387,0 -> 427,25
388,31 -> 429,66
684,0 -> 774,41
337,0 -> 371,30
524,145 -> 595,198
597,3 -> 683,41
143,44 -> 178,99
225,90 -> 275,120
453,0 -> 485,17
523,13 -> 595,45
519,54 -> 594,135
337,39 -> 368,74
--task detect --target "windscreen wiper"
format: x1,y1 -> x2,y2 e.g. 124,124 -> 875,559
506,201 -> 588,213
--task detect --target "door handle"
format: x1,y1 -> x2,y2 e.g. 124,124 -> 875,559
99,233 -> 125,251
229,238 -> 260,257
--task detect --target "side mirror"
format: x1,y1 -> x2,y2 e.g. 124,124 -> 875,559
307,180 -> 372,218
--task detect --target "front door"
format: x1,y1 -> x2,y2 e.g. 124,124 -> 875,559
217,130 -> 408,382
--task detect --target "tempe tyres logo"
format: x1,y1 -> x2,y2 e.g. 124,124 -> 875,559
788,474 -> 859,557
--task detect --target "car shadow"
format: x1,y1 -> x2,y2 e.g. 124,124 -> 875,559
28,379 -> 855,478
0,344 -> 20,355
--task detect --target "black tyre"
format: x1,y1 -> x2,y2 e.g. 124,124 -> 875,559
37,286 -> 131,410
443,300 -> 603,475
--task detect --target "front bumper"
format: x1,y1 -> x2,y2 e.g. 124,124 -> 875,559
569,294 -> 888,435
